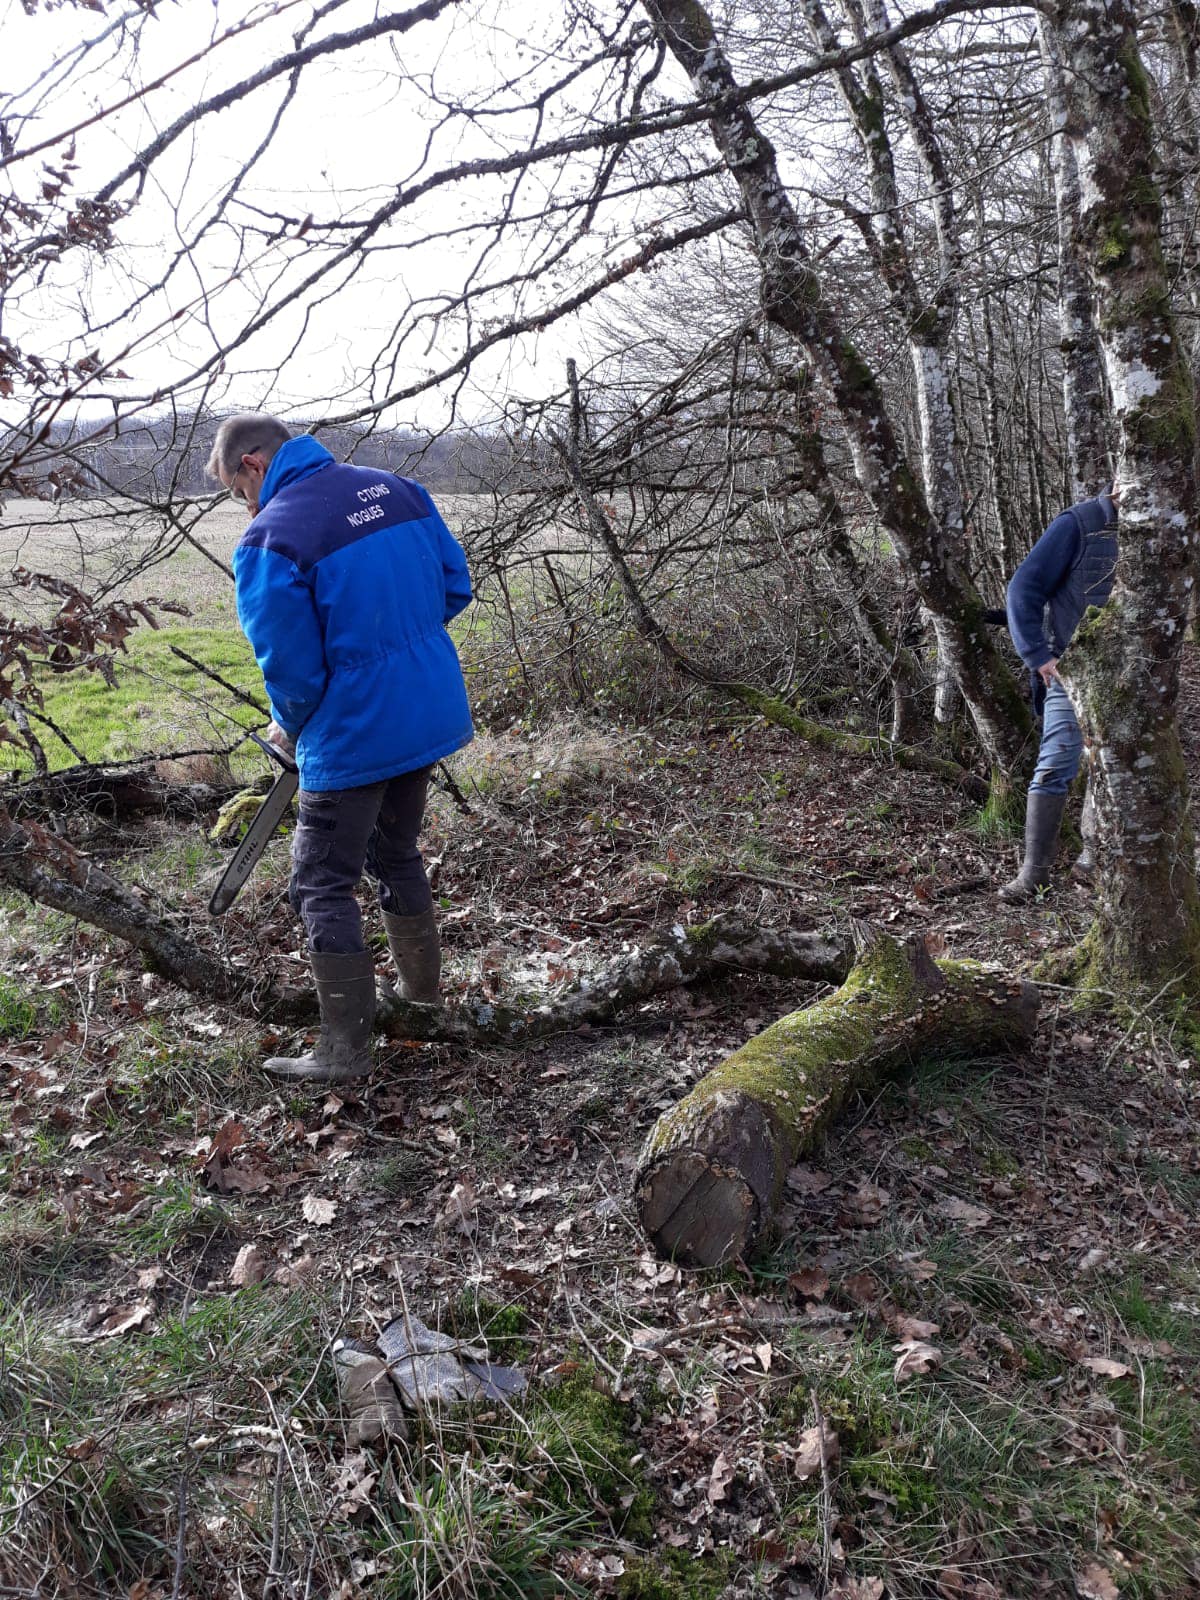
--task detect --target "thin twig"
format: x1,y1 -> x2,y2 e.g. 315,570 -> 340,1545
812,1386 -> 835,1590
169,643 -> 269,714
263,1440 -> 287,1600
171,1469 -> 189,1600
433,760 -> 472,815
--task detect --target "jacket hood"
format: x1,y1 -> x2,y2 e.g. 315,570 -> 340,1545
260,435 -> 335,509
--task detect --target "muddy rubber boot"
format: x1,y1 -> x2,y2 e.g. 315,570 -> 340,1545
264,950 -> 376,1082
1071,781 -> 1097,886
998,791 -> 1068,903
382,909 -> 441,1005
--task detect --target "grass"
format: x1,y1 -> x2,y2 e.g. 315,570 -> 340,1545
0,972 -> 38,1038
366,1464 -> 589,1600
767,1326 -> 1200,1598
0,1288 -> 332,1594
0,623 -> 264,774
0,1287 -> 627,1599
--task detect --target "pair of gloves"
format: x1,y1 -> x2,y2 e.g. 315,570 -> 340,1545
333,1309 -> 527,1447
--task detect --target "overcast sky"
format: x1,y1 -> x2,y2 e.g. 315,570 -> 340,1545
3,0 -> 676,430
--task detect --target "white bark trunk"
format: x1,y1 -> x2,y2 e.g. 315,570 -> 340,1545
1049,0 -> 1200,993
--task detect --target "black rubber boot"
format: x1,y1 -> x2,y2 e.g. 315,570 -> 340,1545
1071,781 -> 1097,885
382,909 -> 441,1005
998,791 -> 1069,903
264,950 -> 376,1082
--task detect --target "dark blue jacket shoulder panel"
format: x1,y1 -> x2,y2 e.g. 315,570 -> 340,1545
238,466 -> 432,572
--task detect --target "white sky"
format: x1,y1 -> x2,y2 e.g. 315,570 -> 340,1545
3,0 -> 701,431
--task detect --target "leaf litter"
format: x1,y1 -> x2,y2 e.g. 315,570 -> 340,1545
3,710 -> 1200,1596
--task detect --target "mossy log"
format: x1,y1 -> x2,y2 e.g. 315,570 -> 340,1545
725,685 -> 989,802
636,927 -> 1039,1267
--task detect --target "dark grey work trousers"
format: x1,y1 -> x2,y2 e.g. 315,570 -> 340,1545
289,766 -> 434,954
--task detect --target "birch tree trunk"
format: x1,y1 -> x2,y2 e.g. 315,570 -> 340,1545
803,0 -> 968,725
639,0 -> 1032,791
1037,16 -> 1112,503
1049,0 -> 1200,998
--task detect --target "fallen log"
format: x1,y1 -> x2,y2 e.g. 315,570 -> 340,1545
376,916 -> 853,1046
0,806 -> 254,1006
5,757 -> 242,820
635,926 -> 1039,1268
0,809 -> 850,1037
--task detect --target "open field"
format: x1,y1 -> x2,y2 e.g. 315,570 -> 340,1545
0,493 -> 499,626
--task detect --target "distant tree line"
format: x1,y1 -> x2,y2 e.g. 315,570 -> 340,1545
17,416 -> 534,499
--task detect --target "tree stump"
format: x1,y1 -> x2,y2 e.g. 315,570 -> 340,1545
635,927 -> 1040,1267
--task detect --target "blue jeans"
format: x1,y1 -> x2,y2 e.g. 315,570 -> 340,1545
289,767 -> 434,953
1029,679 -> 1083,796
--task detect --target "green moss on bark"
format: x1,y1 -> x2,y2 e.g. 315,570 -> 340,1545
639,934 -> 1037,1252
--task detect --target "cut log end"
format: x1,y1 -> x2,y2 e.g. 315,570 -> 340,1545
637,1152 -> 759,1268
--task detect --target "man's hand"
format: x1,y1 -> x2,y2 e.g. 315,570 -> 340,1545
1037,658 -> 1060,687
265,720 -> 296,758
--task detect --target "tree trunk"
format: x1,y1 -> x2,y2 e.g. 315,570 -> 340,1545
635,927 -> 1039,1267
1037,16 -> 1112,503
803,0 -> 968,726
639,0 -> 1033,785
1049,0 -> 1200,998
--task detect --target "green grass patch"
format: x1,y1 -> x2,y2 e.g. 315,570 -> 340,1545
0,624 -> 263,774
768,1329 -> 1200,1597
0,973 -> 38,1038
364,1466 -> 588,1600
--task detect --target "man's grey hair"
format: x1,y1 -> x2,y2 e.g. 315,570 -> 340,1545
206,413 -> 293,480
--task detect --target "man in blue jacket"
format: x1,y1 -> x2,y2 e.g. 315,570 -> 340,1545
207,413 -> 474,1081
999,482 -> 1119,901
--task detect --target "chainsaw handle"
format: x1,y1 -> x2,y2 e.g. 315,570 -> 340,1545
248,729 -> 298,774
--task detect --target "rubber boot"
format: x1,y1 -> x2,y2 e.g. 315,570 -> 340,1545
264,950 -> 376,1082
1071,781 -> 1097,886
998,791 -> 1069,903
382,909 -> 441,1005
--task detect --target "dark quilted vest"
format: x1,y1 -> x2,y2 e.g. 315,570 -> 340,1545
1047,500 -> 1118,656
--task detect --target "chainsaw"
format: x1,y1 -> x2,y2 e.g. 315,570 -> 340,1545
208,732 -> 298,917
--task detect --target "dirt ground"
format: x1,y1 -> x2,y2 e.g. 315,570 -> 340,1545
1,666 -> 1198,1597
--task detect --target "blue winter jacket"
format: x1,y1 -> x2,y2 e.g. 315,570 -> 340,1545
1007,492 -> 1118,673
233,436 -> 474,791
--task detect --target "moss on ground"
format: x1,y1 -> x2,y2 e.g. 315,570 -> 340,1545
616,1549 -> 733,1600
525,1365 -> 656,1540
